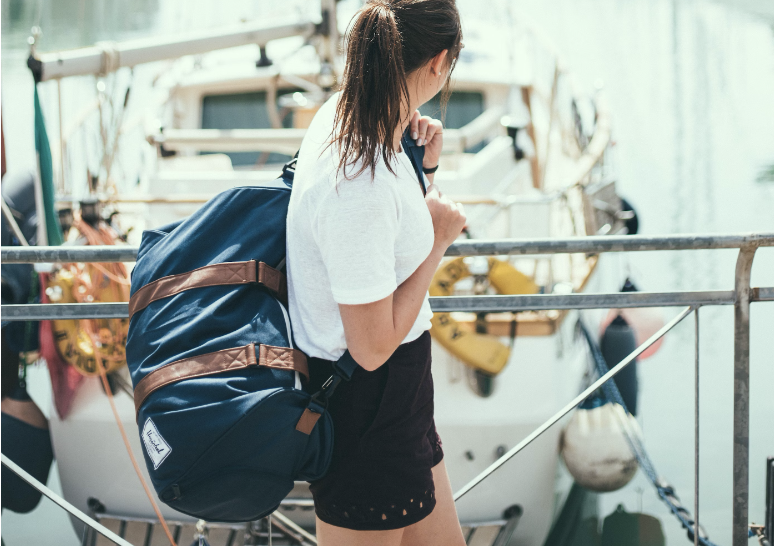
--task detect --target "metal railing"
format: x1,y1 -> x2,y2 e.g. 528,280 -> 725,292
2,232 -> 773,546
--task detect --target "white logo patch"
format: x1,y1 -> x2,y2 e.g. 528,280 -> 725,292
142,418 -> 172,469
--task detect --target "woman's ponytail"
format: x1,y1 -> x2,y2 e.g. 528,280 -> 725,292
331,0 -> 462,179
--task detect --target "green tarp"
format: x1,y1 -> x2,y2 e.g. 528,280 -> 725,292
34,86 -> 63,246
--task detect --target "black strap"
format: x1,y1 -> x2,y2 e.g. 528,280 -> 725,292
401,127 -> 427,196
333,350 -> 358,380
281,151 -> 299,188
305,350 -> 359,413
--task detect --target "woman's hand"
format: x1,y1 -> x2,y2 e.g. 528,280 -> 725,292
424,183 -> 466,252
409,110 -> 443,170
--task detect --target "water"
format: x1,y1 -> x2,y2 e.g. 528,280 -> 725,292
2,0 -> 773,544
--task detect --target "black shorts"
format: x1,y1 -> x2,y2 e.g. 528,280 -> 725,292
306,331 -> 444,531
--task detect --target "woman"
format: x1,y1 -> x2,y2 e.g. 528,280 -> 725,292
286,1 -> 467,544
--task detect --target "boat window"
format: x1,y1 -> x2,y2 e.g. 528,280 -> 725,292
200,89 -> 300,167
422,91 -> 485,152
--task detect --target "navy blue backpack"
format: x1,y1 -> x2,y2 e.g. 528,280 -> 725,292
126,132 -> 426,523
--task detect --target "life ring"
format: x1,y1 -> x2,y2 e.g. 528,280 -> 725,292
44,217 -> 130,376
429,257 -> 539,375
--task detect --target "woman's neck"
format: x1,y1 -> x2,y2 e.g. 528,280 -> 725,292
392,85 -> 421,152
392,114 -> 410,152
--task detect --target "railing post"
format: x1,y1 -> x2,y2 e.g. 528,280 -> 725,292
733,244 -> 756,545
694,307 -> 700,546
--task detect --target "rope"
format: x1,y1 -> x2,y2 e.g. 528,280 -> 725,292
66,214 -> 178,545
72,216 -> 130,283
88,259 -> 132,286
69,216 -> 131,369
87,322 -> 178,546
579,320 -> 721,546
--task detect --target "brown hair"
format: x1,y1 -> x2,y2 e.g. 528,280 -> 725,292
331,0 -> 462,178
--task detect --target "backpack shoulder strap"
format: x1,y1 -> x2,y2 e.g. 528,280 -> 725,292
401,128 -> 427,196
333,351 -> 358,380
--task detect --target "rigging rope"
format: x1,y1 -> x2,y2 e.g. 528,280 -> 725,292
579,320 -> 720,546
92,346 -> 178,546
453,306 -> 694,503
69,215 -> 178,546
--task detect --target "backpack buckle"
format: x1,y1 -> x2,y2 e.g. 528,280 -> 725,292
296,368 -> 347,435
310,373 -> 343,409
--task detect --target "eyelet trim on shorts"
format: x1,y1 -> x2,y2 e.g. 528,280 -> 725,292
431,431 -> 443,455
316,488 -> 436,529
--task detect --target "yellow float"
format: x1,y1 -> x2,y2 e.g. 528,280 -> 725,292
429,257 -> 539,375
45,215 -> 130,376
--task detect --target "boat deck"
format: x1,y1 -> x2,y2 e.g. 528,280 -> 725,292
85,511 -> 522,546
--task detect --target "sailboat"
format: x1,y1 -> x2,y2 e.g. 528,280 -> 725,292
21,1 -> 634,543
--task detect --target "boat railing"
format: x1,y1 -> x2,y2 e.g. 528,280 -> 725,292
2,232 -> 773,546
97,189 -> 563,207
146,104 -> 507,157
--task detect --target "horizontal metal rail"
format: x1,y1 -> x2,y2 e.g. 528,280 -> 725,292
2,245 -> 139,263
2,232 -> 771,545
3,232 -> 773,264
432,288 -> 774,311
446,232 -> 774,256
3,289 -> 773,321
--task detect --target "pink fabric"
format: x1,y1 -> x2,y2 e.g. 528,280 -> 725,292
600,307 -> 666,360
38,273 -> 84,419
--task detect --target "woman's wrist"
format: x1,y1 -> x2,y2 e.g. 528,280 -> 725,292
429,242 -> 448,261
423,157 -> 440,170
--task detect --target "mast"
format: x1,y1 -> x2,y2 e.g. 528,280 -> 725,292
317,0 -> 340,88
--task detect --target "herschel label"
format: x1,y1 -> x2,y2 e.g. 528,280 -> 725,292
142,418 -> 172,469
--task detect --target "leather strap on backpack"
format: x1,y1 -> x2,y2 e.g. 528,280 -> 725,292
294,351 -> 360,434
133,343 -> 308,420
128,260 -> 287,319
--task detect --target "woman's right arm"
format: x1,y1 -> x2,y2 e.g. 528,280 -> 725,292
338,184 -> 465,371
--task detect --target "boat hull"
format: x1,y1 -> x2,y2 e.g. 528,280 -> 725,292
49,305 -> 593,545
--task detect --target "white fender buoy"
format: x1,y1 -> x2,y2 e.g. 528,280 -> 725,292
560,402 -> 640,492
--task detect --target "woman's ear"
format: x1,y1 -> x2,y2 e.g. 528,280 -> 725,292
430,49 -> 449,76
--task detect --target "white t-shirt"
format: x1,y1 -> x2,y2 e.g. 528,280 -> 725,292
286,94 -> 435,361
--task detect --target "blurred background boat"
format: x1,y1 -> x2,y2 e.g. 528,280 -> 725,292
2,0 -> 773,544
5,0 -> 635,543
710,0 -> 774,21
